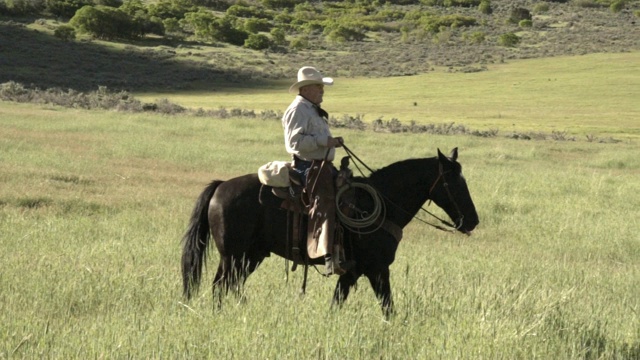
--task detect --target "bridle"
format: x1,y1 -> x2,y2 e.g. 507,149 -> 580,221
341,144 -> 465,234
422,162 -> 465,232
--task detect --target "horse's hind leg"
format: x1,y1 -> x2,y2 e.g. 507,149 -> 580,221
211,259 -> 231,308
212,253 -> 264,305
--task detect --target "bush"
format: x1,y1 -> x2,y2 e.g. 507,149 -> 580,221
509,7 -> 532,24
478,0 -> 492,14
54,24 -> 76,40
147,0 -> 193,20
533,2 -> 550,13
182,11 -> 248,45
261,0 -> 300,10
610,0 -> 626,13
323,20 -> 367,42
244,18 -> 271,33
46,0 -> 91,18
244,33 -> 271,49
464,30 -> 485,44
498,32 -> 520,47
213,16 -> 249,45
289,35 -> 308,49
270,27 -> 286,45
0,82 -> 144,111
423,14 -> 477,33
181,9 -> 218,39
163,17 -> 181,33
519,19 -> 533,27
226,4 -> 271,19
1,0 -> 46,15
70,5 -> 143,40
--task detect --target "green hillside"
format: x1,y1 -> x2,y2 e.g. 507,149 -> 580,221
1,0 -> 639,92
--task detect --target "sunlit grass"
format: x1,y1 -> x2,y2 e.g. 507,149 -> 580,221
1,52 -> 639,358
135,52 -> 640,140
2,99 -> 639,358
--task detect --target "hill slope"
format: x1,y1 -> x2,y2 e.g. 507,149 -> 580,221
1,0 -> 639,92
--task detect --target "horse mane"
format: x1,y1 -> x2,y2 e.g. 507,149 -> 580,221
365,157 -> 436,188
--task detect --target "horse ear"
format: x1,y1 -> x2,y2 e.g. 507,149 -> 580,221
437,148 -> 449,163
449,147 -> 458,161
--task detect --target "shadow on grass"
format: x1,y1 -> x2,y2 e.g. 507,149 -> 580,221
0,20 -> 269,93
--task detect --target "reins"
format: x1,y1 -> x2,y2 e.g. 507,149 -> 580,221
341,144 -> 463,233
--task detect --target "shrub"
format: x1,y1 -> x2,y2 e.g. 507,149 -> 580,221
610,0 -> 626,13
1,0 -> 46,15
0,82 -> 144,111
533,2 -> 550,13
181,9 -> 218,39
289,35 -> 308,49
423,14 -> 477,33
244,33 -> 271,49
93,0 -> 121,7
119,0 -> 144,16
147,0 -> 193,20
70,5 -> 143,40
464,30 -> 485,44
270,27 -> 286,45
46,0 -> 91,18
261,0 -> 300,10
226,4 -> 271,19
244,18 -> 271,33
509,7 -> 532,24
182,11 -> 248,45
213,16 -> 249,45
498,32 -> 520,47
323,20 -> 367,42
163,17 -> 181,33
54,24 -> 76,40
478,0 -> 492,14
519,19 -> 533,27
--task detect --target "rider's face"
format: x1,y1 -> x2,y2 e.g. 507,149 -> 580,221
300,84 -> 324,105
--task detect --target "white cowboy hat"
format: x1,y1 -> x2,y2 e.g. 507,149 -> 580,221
288,66 -> 334,93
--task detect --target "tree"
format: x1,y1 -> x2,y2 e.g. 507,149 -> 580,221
46,0 -> 92,18
70,5 -> 144,40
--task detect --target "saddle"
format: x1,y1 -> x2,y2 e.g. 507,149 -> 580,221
258,168 -> 306,213
258,157 -> 354,267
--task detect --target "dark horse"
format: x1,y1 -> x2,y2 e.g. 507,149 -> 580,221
181,148 -> 478,315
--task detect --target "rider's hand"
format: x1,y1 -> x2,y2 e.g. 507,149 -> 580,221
328,136 -> 344,148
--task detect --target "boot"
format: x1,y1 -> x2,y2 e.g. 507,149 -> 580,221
324,255 -> 346,276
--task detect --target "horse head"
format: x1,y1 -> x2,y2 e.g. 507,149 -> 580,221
431,148 -> 479,235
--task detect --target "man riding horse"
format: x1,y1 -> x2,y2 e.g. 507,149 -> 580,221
281,66 -> 349,275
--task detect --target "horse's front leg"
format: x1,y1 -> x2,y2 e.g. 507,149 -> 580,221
331,272 -> 359,308
366,267 -> 394,318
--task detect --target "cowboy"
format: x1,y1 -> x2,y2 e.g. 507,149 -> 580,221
282,66 -> 347,276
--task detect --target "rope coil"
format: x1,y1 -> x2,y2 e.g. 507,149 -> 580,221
335,182 -> 385,234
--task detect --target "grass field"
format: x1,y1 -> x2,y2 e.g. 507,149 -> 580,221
136,52 -> 640,140
1,54 -> 639,358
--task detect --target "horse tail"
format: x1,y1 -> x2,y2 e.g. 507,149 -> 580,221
181,180 -> 223,299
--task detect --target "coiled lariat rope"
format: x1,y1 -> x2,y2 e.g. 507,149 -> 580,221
335,182 -> 385,234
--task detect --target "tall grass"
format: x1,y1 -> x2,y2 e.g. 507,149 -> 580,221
1,97 -> 638,358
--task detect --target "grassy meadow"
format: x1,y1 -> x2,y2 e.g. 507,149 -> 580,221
1,54 -> 640,359
136,52 -> 640,140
